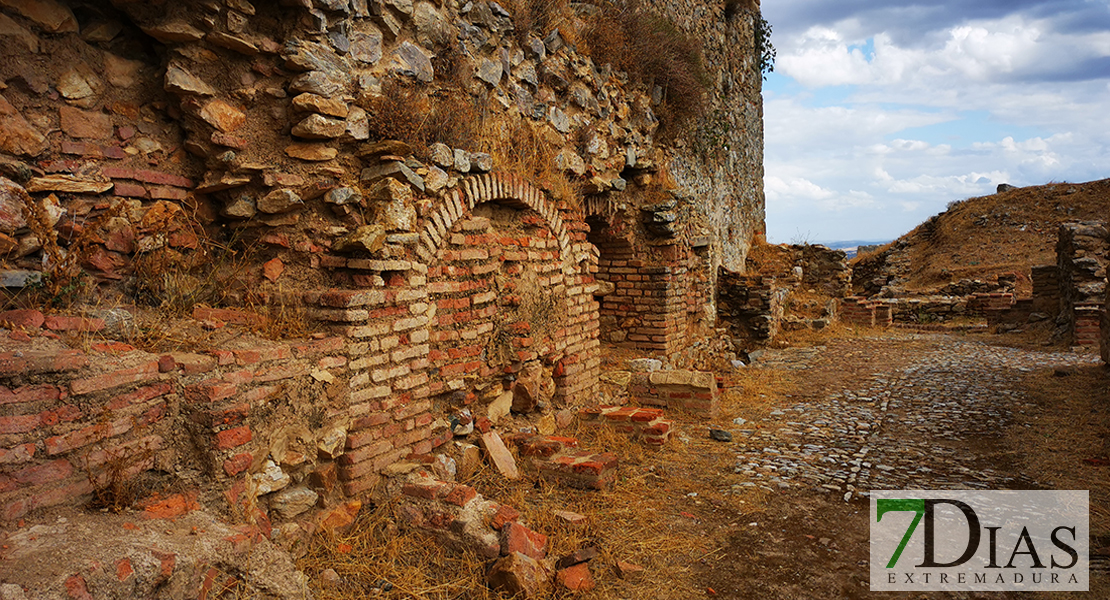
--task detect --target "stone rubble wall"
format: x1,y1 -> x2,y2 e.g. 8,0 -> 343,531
1,0 -> 765,524
1056,221 -> 1108,345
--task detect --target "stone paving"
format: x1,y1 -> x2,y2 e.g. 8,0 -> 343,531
730,335 -> 1101,500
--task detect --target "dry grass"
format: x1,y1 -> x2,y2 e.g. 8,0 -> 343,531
579,0 -> 709,138
1006,364 -> 1110,599
476,115 -> 582,206
502,0 -> 575,47
851,178 -> 1110,295
297,380 -> 790,599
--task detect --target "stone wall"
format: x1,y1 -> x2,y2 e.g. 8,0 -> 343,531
1056,222 -> 1108,345
0,0 -> 765,523
715,271 -> 785,343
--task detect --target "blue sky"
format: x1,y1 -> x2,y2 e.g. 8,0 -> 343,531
760,0 -> 1110,244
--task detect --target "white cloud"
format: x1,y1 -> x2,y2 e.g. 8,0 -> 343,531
759,3 -> 1110,242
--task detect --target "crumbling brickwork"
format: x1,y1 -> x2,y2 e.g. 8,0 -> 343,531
1,0 -> 765,527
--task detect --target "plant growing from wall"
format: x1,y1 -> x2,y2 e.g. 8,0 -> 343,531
754,15 -> 776,79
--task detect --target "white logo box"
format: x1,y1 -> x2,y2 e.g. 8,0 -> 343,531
870,490 -> 1089,592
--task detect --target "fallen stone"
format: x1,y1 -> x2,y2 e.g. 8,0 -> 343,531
292,114 -> 347,139
501,522 -> 547,559
270,486 -> 319,520
1,0 -> 78,33
59,105 -> 112,139
388,41 -> 433,82
257,189 -> 303,214
615,560 -> 644,580
26,175 -> 112,194
0,270 -> 42,288
487,552 -> 551,600
197,100 -> 247,133
709,429 -> 733,443
285,143 -> 337,161
360,161 -> 424,193
456,443 -> 481,480
0,176 -> 29,232
0,13 -> 39,52
142,21 -> 204,43
553,510 -> 586,527
164,65 -> 216,97
333,225 -> 386,253
0,95 -> 47,157
627,358 -> 663,372
345,105 -> 369,141
479,431 -> 520,480
488,390 -> 512,423
429,143 -> 453,168
291,93 -> 349,118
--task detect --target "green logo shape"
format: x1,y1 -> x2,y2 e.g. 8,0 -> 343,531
877,498 -> 926,568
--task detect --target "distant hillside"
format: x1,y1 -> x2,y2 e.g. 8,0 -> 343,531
851,178 -> 1110,296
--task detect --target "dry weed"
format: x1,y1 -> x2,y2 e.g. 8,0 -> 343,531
579,0 -> 709,138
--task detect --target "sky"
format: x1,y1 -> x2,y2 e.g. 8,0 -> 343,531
759,0 -> 1110,245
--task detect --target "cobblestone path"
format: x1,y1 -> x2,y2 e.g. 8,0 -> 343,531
731,335 -> 1101,499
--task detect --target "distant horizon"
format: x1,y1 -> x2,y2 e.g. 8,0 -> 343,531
761,0 -> 1110,242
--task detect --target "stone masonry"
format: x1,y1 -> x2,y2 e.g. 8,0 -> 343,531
0,0 -> 766,531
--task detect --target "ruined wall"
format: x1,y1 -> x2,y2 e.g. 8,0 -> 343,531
0,0 -> 764,523
1056,221 -> 1108,346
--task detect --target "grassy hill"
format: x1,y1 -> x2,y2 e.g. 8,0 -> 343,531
851,178 -> 1110,296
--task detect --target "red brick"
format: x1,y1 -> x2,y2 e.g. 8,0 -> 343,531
70,361 -> 160,395
65,574 -> 93,600
444,484 -> 476,507
0,349 -> 88,376
46,417 -> 132,455
0,309 -> 44,329
223,452 -> 253,476
491,505 -> 521,529
101,167 -> 193,188
108,383 -> 172,411
0,414 -> 38,434
113,181 -> 148,198
501,522 -> 547,559
149,185 -> 188,200
184,381 -> 238,403
44,315 -> 105,332
556,562 -> 595,591
116,557 -> 134,581
0,443 -> 35,465
215,426 -> 252,450
402,481 -> 446,500
38,404 -> 81,427
12,459 -> 73,486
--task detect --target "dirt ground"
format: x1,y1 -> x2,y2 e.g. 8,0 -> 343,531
297,328 -> 1109,600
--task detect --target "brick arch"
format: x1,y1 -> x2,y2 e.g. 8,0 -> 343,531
416,172 -> 574,269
